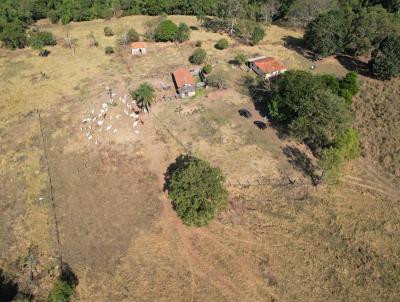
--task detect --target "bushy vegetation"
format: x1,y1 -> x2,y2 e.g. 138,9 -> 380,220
234,53 -> 247,66
176,22 -> 191,43
28,31 -> 56,50
48,280 -> 75,302
103,26 -> 114,37
154,19 -> 190,43
189,48 -> 207,64
104,46 -> 114,54
215,38 -> 229,50
130,82 -> 155,112
118,28 -> 140,45
166,155 -> 228,227
304,6 -> 400,58
369,34 -> 400,80
207,69 -> 229,89
263,70 -> 360,182
203,64 -> 212,74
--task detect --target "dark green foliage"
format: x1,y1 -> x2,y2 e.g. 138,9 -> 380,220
339,89 -> 353,105
215,38 -> 228,50
104,46 -> 114,54
103,26 -> 114,37
166,155 -> 228,226
369,34 -> 400,80
317,74 -> 340,94
176,22 -> 191,43
189,48 -> 207,64
28,31 -> 56,50
0,22 -> 27,49
195,40 -> 202,47
203,64 -> 212,74
155,20 -> 178,42
268,70 -> 353,150
48,280 -> 75,302
304,9 -> 351,57
130,82 -> 155,112
345,6 -> 396,56
251,26 -> 265,45
125,28 -> 140,43
340,72 -> 359,95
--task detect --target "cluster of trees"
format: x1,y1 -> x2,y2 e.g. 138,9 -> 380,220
265,70 -> 360,182
166,155 -> 228,226
189,47 -> 207,64
304,4 -> 400,79
154,20 -> 190,42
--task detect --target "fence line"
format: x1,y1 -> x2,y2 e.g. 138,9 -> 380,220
37,110 -> 63,271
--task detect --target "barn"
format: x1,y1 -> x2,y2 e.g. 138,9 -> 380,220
172,68 -> 196,98
248,56 -> 287,79
131,42 -> 147,55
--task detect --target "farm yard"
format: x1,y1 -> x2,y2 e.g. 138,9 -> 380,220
1,15 -> 400,302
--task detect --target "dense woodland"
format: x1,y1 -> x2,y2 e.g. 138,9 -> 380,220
1,0 -> 399,49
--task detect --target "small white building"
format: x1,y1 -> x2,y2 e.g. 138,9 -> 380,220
131,42 -> 147,55
248,56 -> 287,79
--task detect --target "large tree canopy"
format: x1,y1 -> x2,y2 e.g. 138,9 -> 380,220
369,34 -> 400,80
166,155 -> 228,226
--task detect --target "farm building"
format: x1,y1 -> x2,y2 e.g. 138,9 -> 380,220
248,56 -> 287,79
172,68 -> 196,98
131,42 -> 147,55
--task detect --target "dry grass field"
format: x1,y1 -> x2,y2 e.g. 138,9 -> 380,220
1,15 -> 399,301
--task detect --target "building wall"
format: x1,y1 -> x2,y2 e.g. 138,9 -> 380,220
131,48 -> 146,55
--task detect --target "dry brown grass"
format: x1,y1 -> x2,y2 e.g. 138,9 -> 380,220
1,15 -> 399,302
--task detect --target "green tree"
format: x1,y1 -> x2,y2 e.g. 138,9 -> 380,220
250,26 -> 265,45
215,38 -> 228,49
304,9 -> 352,57
154,20 -> 178,42
166,155 -> 228,226
28,31 -> 56,50
176,22 -> 191,43
103,26 -> 114,37
0,22 -> 27,49
340,72 -> 359,95
269,70 -> 353,150
105,46 -> 114,54
118,28 -> 140,45
130,82 -> 155,112
369,34 -> 400,80
189,48 -> 207,64
48,280 -> 75,302
203,64 -> 213,74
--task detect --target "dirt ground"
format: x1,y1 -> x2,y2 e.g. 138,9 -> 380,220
1,15 -> 400,302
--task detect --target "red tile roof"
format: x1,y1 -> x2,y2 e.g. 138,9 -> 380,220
253,57 -> 287,74
172,68 -> 195,88
131,42 -> 147,49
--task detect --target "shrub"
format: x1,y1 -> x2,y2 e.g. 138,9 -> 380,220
166,156 -> 228,226
105,46 -> 114,54
48,280 -> 75,302
234,53 -> 247,65
28,31 -> 56,50
195,40 -> 202,47
103,26 -> 114,37
251,26 -> 265,45
155,20 -> 178,42
215,38 -> 228,50
176,22 -> 191,43
189,48 -> 207,64
340,72 -> 359,95
203,64 -> 212,74
369,34 -> 400,80
207,70 -> 229,89
125,28 -> 140,43
48,10 -> 60,24
39,49 -> 50,56
339,89 -> 353,105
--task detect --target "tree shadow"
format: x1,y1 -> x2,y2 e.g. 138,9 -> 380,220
164,154 -> 195,192
60,262 -> 79,287
282,146 -> 321,186
0,269 -> 18,302
335,55 -> 376,78
242,75 -> 290,139
282,36 -> 316,60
